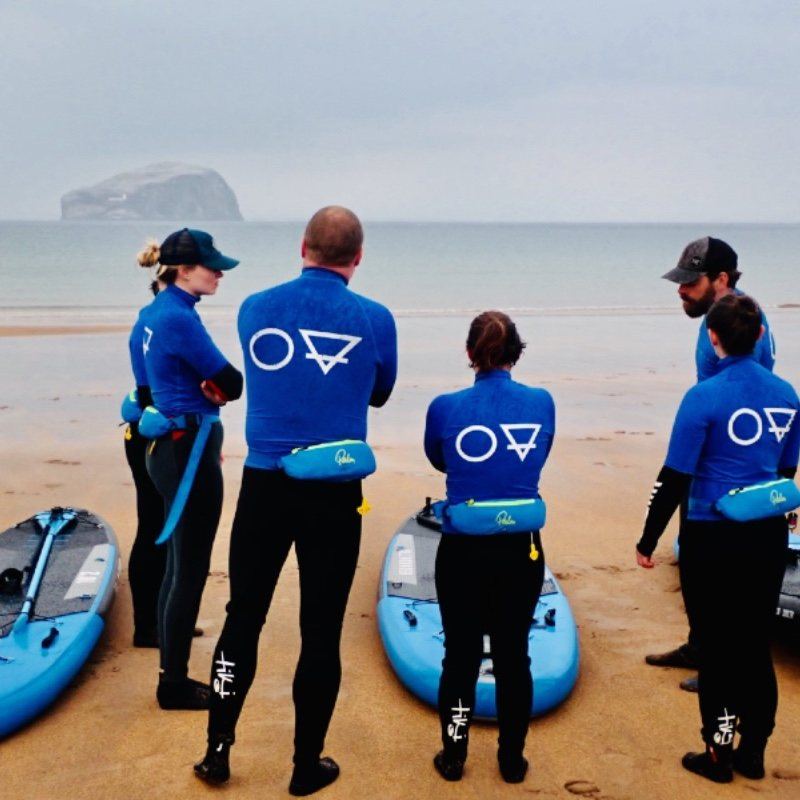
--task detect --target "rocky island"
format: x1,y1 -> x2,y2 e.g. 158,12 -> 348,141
60,162 -> 243,221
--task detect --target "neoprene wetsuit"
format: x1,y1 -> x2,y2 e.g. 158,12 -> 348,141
638,356 -> 800,753
125,304 -> 166,642
424,369 -> 555,765
142,283 -> 242,681
207,267 -> 397,767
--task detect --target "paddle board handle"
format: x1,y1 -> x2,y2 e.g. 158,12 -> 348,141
403,609 -> 418,627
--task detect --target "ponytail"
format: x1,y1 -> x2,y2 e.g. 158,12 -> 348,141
466,310 -> 525,371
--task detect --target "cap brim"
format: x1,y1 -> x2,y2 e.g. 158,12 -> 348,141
661,266 -> 706,284
203,253 -> 239,271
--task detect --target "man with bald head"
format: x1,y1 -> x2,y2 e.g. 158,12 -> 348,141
196,207 -> 397,795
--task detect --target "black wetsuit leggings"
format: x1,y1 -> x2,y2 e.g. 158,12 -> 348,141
124,422 -> 167,635
146,422 -> 224,680
679,516 -> 788,748
208,468 -> 362,766
678,497 -> 701,655
436,531 -> 545,762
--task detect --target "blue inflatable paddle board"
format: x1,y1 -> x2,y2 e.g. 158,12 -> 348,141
0,508 -> 119,738
776,532 -> 800,625
377,503 -> 579,719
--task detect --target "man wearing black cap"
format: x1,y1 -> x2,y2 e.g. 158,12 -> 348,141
645,236 -> 776,689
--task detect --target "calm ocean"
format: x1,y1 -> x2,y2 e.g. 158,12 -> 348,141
1,221 -> 798,443
1,221 -> 798,314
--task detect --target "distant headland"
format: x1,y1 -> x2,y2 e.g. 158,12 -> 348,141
60,162 -> 243,221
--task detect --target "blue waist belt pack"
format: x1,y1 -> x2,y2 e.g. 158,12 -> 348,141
716,478 -> 800,522
138,406 -> 214,439
121,390 -> 143,424
438,498 -> 546,535
279,439 -> 376,482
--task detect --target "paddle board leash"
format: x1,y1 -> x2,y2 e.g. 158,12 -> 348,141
13,507 -> 78,632
155,415 -> 218,545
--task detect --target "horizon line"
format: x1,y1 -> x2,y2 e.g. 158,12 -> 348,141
1,218 -> 799,226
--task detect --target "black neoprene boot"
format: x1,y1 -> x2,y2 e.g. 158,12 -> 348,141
194,734 -> 234,785
645,642 -> 699,669
288,757 -> 340,796
133,628 -> 159,648
681,746 -> 733,783
433,750 -> 464,781
733,738 -> 767,780
156,675 -> 210,710
498,752 -> 529,783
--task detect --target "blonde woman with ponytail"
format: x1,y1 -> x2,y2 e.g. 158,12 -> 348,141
123,242 -> 169,653
130,228 -> 243,710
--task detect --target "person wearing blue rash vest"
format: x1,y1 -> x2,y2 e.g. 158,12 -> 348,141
646,237 -> 777,688
196,207 -> 397,795
636,295 -> 800,784
137,230 -> 243,711
124,273 -> 207,649
664,237 -> 774,383
423,311 -> 555,785
124,274 -> 167,648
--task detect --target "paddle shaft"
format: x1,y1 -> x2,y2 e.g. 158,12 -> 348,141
13,510 -> 76,630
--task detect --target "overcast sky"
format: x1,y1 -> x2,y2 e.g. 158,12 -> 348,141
1,1 -> 798,221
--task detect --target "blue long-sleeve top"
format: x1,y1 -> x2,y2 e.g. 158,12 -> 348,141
666,357 -> 800,521
129,305 -> 150,389
141,284 -> 231,416
238,267 -> 398,469
424,370 -> 556,516
696,291 -> 775,382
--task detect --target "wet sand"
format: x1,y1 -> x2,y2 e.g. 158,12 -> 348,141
2,320 -> 800,799
0,325 -> 130,338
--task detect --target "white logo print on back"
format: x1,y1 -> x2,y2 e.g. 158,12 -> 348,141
764,408 -> 797,443
727,407 -> 797,446
248,327 -> 362,375
299,329 -> 362,375
455,423 -> 542,463
500,423 -> 542,461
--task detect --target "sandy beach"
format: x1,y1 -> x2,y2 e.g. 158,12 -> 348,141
2,317 -> 800,800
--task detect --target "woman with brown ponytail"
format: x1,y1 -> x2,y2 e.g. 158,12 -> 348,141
423,311 -> 555,784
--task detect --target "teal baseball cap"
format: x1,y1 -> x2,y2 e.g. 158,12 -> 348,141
159,228 -> 239,271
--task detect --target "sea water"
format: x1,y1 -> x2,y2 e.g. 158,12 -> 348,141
1,221 -> 798,312
1,222 -> 798,444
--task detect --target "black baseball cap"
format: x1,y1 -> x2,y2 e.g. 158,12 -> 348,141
159,228 -> 239,271
662,237 -> 737,284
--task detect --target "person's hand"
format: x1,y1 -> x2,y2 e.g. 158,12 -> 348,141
636,547 -> 655,569
201,380 -> 227,406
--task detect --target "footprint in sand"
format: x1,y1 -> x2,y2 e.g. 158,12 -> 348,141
554,571 -> 579,581
43,483 -> 64,489
564,780 -> 600,796
45,459 -> 81,466
593,565 -> 633,574
773,768 -> 800,780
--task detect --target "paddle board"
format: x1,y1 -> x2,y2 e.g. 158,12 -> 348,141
0,507 -> 119,737
377,503 -> 579,719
